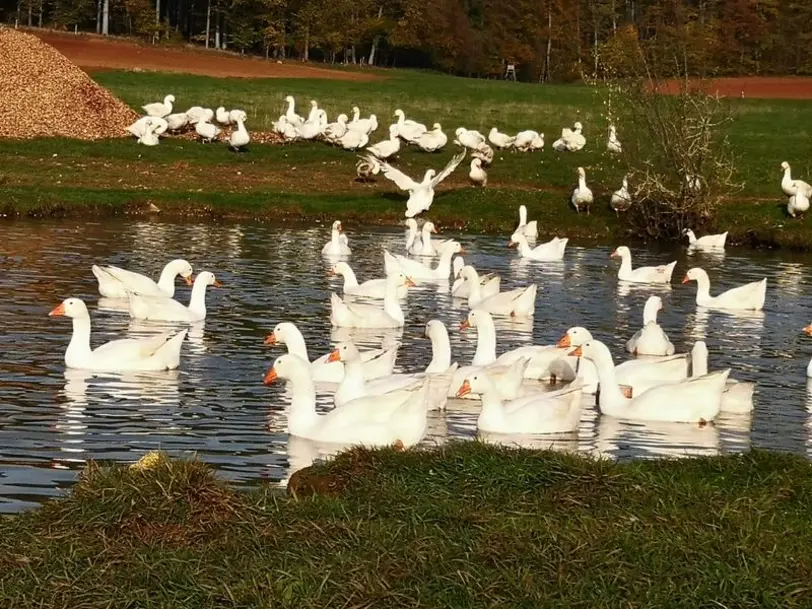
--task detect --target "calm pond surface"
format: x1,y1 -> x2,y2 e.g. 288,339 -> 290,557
2,217 -> 812,512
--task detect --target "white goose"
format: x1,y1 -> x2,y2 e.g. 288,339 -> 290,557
323,114 -> 348,143
625,296 -> 675,356
264,354 -> 429,448
92,259 -> 194,299
456,372 -> 582,435
405,218 -> 423,255
553,122 -> 585,151
349,113 -> 378,136
330,273 -> 415,328
454,128 -> 486,150
49,298 -> 186,372
571,166 -> 593,213
610,176 -> 631,214
451,258 -> 500,299
513,130 -> 544,151
472,142 -> 494,165
330,340 -> 457,411
365,150 -> 466,217
558,327 -> 689,394
789,191 -> 810,218
306,100 -> 320,123
321,220 -> 352,257
509,232 -> 568,262
780,161 -> 812,198
329,262 -> 407,299
283,95 -> 305,126
607,124 -> 622,153
195,120 -> 221,143
682,267 -> 766,311
413,221 -> 447,257
461,266 -> 536,317
264,322 -> 397,383
487,127 -> 515,149
683,228 -> 727,250
142,94 -> 174,118
299,110 -> 327,140
571,339 -> 728,423
165,112 -> 189,131
228,118 -> 250,151
691,341 -> 754,413
469,158 -> 487,187
416,123 -> 447,152
510,205 -> 538,241
127,271 -> 221,323
392,109 -> 427,142
803,324 -> 812,378
137,121 -> 160,146
385,240 -> 462,280
337,129 -> 369,151
127,116 -> 168,139
366,125 -> 401,160
185,106 -> 213,125
611,246 -> 677,284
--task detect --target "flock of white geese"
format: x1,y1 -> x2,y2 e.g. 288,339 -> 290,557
127,94 -> 812,220
52,199 -> 810,453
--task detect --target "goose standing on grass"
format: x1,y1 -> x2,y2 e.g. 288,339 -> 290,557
330,273 -> 415,328
228,118 -> 250,151
553,121 -> 585,151
625,296 -> 674,356
610,176 -> 631,214
488,128 -> 515,150
298,110 -> 327,140
127,116 -> 168,139
780,161 -> 812,198
611,246 -> 677,284
323,114 -> 348,143
128,271 -> 221,323
337,129 -> 369,151
469,158 -> 487,187
283,95 -> 305,126
366,150 -> 466,217
607,124 -> 622,153
92,259 -> 194,299
142,94 -> 175,118
513,130 -> 544,151
511,205 -> 538,241
330,262 -> 408,299
789,191 -> 810,218
416,123 -> 447,152
683,228 -> 727,250
472,143 -> 494,165
165,112 -> 189,132
215,107 -> 233,125
682,267 -> 767,311
137,121 -> 160,146
306,100 -> 320,123
366,125 -> 401,160
322,221 -> 352,257
571,167 -> 593,214
49,298 -> 186,372
571,340 -> 728,423
691,341 -> 754,413
349,113 -> 378,137
509,232 -> 567,261
454,128 -> 486,150
186,106 -> 213,125
195,120 -> 221,143
392,109 -> 427,142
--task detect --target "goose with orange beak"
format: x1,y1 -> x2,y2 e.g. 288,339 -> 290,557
568,339 -> 727,423
385,240 -> 464,280
49,297 -> 187,372
263,321 -> 397,383
508,232 -> 568,262
329,261 -> 408,299
92,258 -> 194,299
682,267 -> 766,311
263,354 -> 429,448
330,273 -> 415,328
611,246 -> 677,284
127,271 -> 221,323
459,265 -> 537,317
455,371 -> 583,434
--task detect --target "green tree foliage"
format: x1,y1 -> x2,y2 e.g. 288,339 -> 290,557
13,0 -> 812,80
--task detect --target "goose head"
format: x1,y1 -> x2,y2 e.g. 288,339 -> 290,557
610,245 -> 630,259
405,218 -> 419,231
264,353 -> 309,385
432,123 -> 442,131
49,297 -> 89,319
164,94 -> 175,104
781,161 -> 790,171
332,220 -> 343,232
393,109 -> 404,118
455,127 -> 465,137
328,261 -> 351,278
576,166 -> 586,179
425,319 -> 446,339
456,371 -> 493,398
682,267 -> 708,284
327,341 -> 360,363
573,121 -> 583,131
424,169 -> 437,181
389,124 -> 399,138
489,127 -> 498,135
195,271 -> 221,288
423,221 -> 437,234
459,308 -> 490,331
168,259 -> 195,285
310,100 -> 318,109
568,339 -> 612,365
508,232 -> 527,248
557,326 -> 594,348
284,95 -> 294,104
337,113 -> 348,124
264,321 -> 300,346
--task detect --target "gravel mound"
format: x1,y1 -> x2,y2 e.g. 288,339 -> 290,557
0,27 -> 139,140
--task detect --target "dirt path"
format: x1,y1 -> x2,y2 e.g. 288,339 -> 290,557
658,76 -> 812,100
29,29 -> 378,81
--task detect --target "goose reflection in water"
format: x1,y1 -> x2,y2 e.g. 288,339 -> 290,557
594,416 -> 720,460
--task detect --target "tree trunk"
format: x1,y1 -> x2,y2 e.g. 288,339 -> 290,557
611,0 -> 616,32
27,1 -> 32,26
155,0 -> 160,41
367,5 -> 383,65
102,0 -> 109,35
38,0 -> 43,27
544,6 -> 552,82
204,0 -> 211,48
303,26 -> 309,61
215,18 -> 220,48
95,0 -> 101,34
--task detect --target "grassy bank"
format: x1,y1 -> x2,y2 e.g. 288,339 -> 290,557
2,68 -> 812,247
3,444 -> 812,607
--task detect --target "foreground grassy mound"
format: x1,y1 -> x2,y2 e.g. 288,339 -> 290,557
3,444 -> 812,608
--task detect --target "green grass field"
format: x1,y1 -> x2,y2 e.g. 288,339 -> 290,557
2,68 -> 812,247
3,444 -> 812,608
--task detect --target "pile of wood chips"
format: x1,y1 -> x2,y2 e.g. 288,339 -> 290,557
0,27 -> 138,140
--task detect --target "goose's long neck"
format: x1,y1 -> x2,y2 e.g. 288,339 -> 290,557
435,249 -> 455,277
686,230 -> 697,245
188,281 -> 209,316
619,252 -> 633,275
384,278 -> 404,323
783,167 -> 792,187
283,329 -> 309,361
236,119 -> 246,135
421,226 -> 433,249
591,356 -> 628,413
157,264 -> 179,297
692,346 -> 708,376
426,327 -> 451,373
66,316 -> 92,363
478,384 -> 506,426
642,300 -> 659,325
406,225 -> 418,249
519,206 -> 527,225
286,366 -> 319,435
695,273 -> 712,301
336,355 -> 366,404
465,271 -> 483,306
331,228 -> 341,247
518,239 -> 533,256
341,266 -> 359,290
578,174 -> 587,190
472,316 -> 497,366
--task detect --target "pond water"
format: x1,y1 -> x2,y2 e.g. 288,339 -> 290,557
2,217 -> 812,512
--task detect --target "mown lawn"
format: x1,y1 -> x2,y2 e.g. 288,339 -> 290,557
3,444 -> 812,608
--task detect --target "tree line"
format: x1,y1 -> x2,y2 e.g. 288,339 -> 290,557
3,0 -> 811,81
